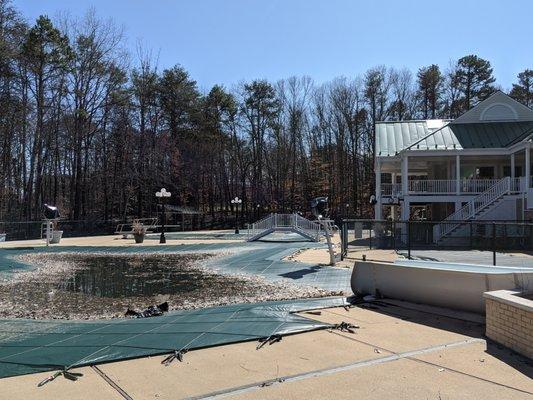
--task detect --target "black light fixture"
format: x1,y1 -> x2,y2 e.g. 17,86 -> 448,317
155,188 -> 171,244
310,197 -> 329,219
43,204 -> 60,220
231,197 -> 242,234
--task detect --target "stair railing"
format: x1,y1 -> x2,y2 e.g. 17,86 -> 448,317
433,177 -> 511,243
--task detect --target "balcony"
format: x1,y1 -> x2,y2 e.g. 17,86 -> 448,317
381,177 -> 529,197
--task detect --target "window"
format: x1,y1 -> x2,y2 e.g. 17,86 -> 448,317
461,166 -> 476,179
476,167 -> 495,179
503,166 -> 523,177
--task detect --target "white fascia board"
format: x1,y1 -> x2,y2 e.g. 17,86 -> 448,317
507,138 -> 531,153
376,155 -> 401,162
403,148 -> 509,157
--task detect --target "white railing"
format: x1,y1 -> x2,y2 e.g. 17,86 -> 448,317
247,214 -> 275,237
294,214 -> 323,240
460,179 -> 500,193
381,183 -> 401,196
381,178 -> 525,197
247,213 -> 322,241
408,179 -> 456,194
433,177 -> 511,242
511,177 -> 523,193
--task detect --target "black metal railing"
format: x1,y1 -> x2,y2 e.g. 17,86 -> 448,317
340,219 -> 533,265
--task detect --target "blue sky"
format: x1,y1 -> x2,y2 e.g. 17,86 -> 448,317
16,0 -> 533,92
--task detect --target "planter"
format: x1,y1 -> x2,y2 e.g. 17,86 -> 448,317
50,230 -> 63,244
0,233 -> 5,242
133,233 -> 145,244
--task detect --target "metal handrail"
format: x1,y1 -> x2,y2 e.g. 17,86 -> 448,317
247,213 -> 322,241
433,177 -> 511,242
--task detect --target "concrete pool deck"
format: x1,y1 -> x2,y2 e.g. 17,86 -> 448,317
1,302 -> 531,399
343,247 -> 533,268
0,232 -> 531,398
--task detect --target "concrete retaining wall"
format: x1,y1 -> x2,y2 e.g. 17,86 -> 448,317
352,261 -> 533,314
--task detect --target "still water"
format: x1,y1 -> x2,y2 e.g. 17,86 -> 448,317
58,254 -> 223,298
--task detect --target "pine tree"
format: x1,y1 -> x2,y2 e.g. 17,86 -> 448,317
417,64 -> 443,119
453,55 -> 496,112
510,69 -> 533,108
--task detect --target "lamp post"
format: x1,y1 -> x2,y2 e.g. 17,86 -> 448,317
231,196 -> 242,234
156,188 -> 171,243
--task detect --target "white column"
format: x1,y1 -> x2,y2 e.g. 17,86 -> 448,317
401,199 -> 410,220
401,156 -> 409,196
510,153 -> 515,179
375,160 -> 382,220
526,145 -> 531,189
390,172 -> 397,220
455,155 -> 461,195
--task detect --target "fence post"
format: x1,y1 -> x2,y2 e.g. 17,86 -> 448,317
341,221 -> 348,261
407,221 -> 411,260
469,222 -> 473,249
503,223 -> 507,249
492,222 -> 496,266
392,220 -> 396,250
369,223 -> 372,250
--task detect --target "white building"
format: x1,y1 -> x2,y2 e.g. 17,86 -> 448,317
374,91 -> 533,243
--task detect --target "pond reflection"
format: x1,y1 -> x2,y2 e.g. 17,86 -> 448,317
58,254 -> 217,298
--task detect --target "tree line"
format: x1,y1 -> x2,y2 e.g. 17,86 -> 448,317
1,1 -> 533,223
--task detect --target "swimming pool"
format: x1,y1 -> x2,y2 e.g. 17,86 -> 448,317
352,259 -> 533,314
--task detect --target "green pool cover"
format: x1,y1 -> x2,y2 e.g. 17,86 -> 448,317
0,297 -> 349,380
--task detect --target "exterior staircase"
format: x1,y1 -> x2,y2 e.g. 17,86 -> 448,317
247,213 -> 322,242
433,177 -> 512,244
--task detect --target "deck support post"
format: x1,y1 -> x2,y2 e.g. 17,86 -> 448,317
401,156 -> 408,196
526,144 -> 531,190
456,155 -> 461,195
375,160 -> 382,220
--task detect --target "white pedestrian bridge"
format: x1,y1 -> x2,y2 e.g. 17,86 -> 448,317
247,213 -> 323,242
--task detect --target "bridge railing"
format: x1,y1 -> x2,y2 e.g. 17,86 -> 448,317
247,213 -> 323,241
294,214 -> 322,240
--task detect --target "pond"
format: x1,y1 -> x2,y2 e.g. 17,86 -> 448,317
0,252 -> 324,319
58,254 -> 229,298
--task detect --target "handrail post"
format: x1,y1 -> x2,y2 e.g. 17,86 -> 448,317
492,222 -> 496,266
407,221 -> 411,259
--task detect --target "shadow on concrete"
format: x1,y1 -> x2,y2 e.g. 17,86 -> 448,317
354,301 -> 533,379
279,265 -> 323,280
484,340 -> 533,379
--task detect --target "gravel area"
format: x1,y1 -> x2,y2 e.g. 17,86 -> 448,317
0,252 -> 332,320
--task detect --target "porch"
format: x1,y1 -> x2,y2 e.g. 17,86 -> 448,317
377,144 -> 533,199
381,177 -> 531,197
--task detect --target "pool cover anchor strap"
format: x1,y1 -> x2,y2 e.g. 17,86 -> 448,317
161,349 -> 188,366
256,334 -> 283,350
333,321 -> 359,333
37,369 -> 84,387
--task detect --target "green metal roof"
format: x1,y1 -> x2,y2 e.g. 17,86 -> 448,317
377,120 -> 533,156
376,121 -> 431,156
408,121 -> 533,151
